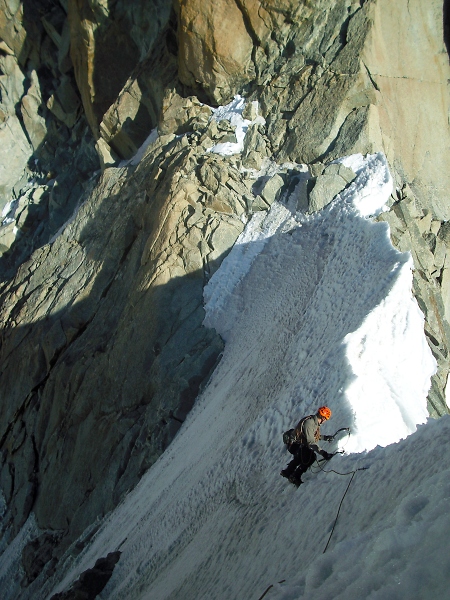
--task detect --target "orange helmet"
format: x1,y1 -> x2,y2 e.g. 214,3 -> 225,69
317,406 -> 332,420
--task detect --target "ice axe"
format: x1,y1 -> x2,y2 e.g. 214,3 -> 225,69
324,427 -> 350,442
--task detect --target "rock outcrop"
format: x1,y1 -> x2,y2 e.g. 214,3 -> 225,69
0,0 -> 449,596
0,0 -> 99,277
0,91 -> 271,579
68,0 -> 173,139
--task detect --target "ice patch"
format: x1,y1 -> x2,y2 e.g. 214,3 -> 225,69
207,95 -> 265,156
1,199 -> 18,225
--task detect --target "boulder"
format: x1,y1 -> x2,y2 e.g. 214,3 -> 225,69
158,90 -> 212,136
95,138 -> 118,170
50,551 -> 121,600
46,75 -> 80,129
242,123 -> 268,169
0,54 -> 25,113
174,0 -> 255,104
0,222 -> 17,255
22,532 -> 62,585
308,163 -> 356,213
0,0 -> 29,65
261,174 -> 285,205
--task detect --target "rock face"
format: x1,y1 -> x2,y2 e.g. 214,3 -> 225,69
0,0 -> 449,596
68,0 -> 173,137
362,0 -> 450,221
0,90 -> 267,583
378,187 -> 450,417
0,125 -> 242,543
175,0 -> 256,104
0,0 -> 99,276
175,0 -> 312,104
252,0 -> 450,415
98,21 -> 179,160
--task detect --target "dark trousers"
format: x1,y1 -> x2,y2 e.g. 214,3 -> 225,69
285,444 -> 316,477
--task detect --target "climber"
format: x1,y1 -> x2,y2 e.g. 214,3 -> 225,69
281,406 -> 334,487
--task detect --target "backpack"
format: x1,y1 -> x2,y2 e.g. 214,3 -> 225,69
282,415 -> 316,446
282,428 -> 296,445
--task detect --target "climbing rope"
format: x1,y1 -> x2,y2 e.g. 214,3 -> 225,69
258,464 -> 366,598
311,427 -> 368,552
256,580 -> 286,600
323,470 -> 357,553
261,431 -> 366,598
312,457 -> 366,477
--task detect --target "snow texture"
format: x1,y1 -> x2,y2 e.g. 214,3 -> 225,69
10,151 -> 444,600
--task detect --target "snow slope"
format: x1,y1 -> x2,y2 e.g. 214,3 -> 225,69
28,152 -> 449,600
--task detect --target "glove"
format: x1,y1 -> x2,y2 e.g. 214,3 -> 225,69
321,451 -> 333,460
323,435 -> 334,442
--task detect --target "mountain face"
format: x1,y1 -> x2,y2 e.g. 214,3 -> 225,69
0,0 -> 449,594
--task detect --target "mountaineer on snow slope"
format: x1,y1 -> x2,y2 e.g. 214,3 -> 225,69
281,406 -> 335,487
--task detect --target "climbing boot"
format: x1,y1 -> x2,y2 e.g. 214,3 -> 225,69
289,474 -> 303,487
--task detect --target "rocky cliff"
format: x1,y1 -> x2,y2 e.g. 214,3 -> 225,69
0,0 -> 449,595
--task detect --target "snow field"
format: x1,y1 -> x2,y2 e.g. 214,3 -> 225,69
41,152 -> 444,600
271,416 -> 450,600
